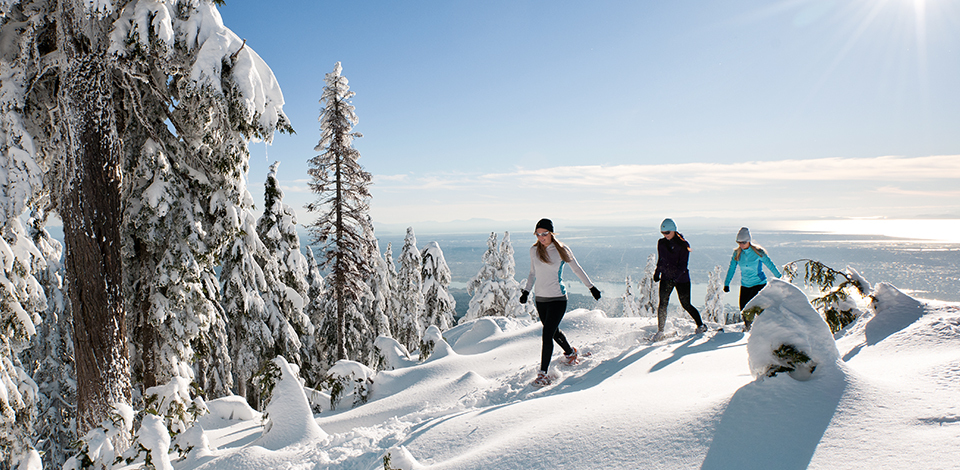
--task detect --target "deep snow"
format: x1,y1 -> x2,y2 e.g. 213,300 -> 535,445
170,282 -> 958,470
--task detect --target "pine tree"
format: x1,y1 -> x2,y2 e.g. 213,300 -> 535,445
637,254 -> 659,317
365,241 -> 393,345
464,232 -> 502,321
1,0 -> 291,438
703,266 -> 725,324
257,161 -> 314,367
621,275 -> 641,317
306,62 -> 377,365
497,232 -> 534,320
301,247 -> 326,386
395,228 -> 425,352
421,241 -> 456,331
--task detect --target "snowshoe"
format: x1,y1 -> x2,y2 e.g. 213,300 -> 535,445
695,324 -> 708,334
563,348 -> 580,366
533,370 -> 552,387
650,331 -> 666,342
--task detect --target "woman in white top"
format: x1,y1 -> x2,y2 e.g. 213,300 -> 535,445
520,218 -> 601,387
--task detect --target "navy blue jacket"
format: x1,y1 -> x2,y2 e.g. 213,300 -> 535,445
655,234 -> 691,283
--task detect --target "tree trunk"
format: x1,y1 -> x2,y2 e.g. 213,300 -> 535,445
61,51 -> 131,436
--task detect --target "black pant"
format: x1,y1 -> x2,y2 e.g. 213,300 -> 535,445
536,299 -> 573,372
739,284 -> 766,328
657,279 -> 704,331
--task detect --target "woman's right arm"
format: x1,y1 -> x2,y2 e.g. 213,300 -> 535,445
524,245 -> 537,292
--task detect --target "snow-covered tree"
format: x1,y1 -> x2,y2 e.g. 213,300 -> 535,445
703,266 -> 725,324
621,275 -> 640,317
23,215 -> 76,469
1,0 -> 291,438
301,247 -> 326,386
306,62 -> 376,365
364,240 -> 393,348
499,232 -> 535,320
256,161 -> 313,367
395,227 -> 425,352
637,254 -> 659,317
464,232 -> 533,322
421,241 -> 456,331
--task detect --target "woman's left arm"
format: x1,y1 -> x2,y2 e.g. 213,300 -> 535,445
762,254 -> 782,278
564,247 -> 594,289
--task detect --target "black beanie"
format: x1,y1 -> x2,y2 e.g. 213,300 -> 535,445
535,218 -> 554,233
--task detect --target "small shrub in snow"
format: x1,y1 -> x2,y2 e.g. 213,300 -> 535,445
64,403 -> 134,470
252,360 -> 283,411
782,259 -> 871,333
323,360 -> 375,411
764,344 -> 816,380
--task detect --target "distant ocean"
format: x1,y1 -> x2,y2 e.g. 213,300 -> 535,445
373,223 -> 960,318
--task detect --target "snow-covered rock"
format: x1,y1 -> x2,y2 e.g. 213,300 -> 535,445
255,356 -> 326,450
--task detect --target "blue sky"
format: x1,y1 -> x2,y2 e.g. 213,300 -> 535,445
218,0 -> 960,234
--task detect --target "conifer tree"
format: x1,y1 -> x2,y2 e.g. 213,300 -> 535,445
306,62 -> 376,364
703,266 -> 726,324
301,248 -> 326,385
365,240 -> 394,343
1,0 -> 291,438
395,227 -> 425,351
421,241 -> 456,331
256,161 -> 313,367
621,275 -> 641,317
637,254 -> 659,317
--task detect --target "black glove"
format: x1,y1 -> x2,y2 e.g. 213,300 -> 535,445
590,286 -> 601,300
653,272 -> 661,282
723,285 -> 730,293
519,290 -> 529,304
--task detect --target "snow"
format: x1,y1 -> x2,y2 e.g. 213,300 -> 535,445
94,284 -> 960,468
744,279 -> 840,380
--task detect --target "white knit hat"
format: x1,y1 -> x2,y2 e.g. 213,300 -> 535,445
736,227 -> 751,243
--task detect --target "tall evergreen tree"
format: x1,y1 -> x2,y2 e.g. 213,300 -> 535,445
365,240 -> 394,344
306,62 -> 376,365
395,227 -> 425,351
621,275 -> 641,317
256,161 -> 313,367
301,246 -> 327,385
1,0 -> 291,438
421,241 -> 456,331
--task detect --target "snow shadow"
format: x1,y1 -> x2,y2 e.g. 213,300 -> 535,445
648,333 -> 743,373
700,367 -> 848,470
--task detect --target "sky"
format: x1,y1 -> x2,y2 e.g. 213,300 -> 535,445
217,0 -> 960,234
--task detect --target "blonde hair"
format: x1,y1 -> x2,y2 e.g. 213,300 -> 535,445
533,233 -> 573,263
734,243 -> 765,261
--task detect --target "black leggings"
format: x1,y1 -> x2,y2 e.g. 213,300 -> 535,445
739,284 -> 766,310
658,279 -> 704,331
536,299 -> 573,372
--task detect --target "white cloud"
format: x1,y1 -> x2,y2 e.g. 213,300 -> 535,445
358,155 -> 960,225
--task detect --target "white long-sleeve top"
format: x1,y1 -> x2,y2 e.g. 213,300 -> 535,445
525,243 -> 594,301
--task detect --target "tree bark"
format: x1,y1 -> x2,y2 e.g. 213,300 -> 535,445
61,51 -> 131,436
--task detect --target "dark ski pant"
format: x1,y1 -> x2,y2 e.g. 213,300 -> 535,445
739,283 -> 766,329
536,299 -> 574,372
657,279 -> 704,331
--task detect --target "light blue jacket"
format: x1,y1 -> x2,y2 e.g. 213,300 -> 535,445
724,247 -> 781,288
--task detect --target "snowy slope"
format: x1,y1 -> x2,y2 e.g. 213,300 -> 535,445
181,282 -> 960,470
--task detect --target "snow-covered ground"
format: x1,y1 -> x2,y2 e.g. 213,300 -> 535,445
177,281 -> 960,469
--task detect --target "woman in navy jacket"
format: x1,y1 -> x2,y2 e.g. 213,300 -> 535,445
653,219 -> 706,340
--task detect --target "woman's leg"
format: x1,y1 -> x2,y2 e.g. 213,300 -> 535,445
536,299 -> 570,371
739,284 -> 766,330
657,279 -> 675,332
675,282 -> 704,327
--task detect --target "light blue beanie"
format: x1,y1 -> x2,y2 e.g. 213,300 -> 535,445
660,218 -> 677,232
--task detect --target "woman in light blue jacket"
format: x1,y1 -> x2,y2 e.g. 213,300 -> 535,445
723,227 -> 781,331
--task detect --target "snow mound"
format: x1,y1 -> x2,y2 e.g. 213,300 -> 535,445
383,445 -> 424,470
450,317 -> 503,351
255,356 -> 327,450
325,360 -> 376,411
865,282 -> 926,345
375,335 -> 416,371
137,414 -> 174,470
746,280 -> 840,380
420,325 -> 455,361
206,395 -> 261,421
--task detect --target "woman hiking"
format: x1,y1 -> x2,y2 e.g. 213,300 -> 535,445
652,218 -> 707,341
723,227 -> 781,332
520,218 -> 601,387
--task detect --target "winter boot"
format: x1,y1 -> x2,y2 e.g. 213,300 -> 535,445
695,324 -> 708,334
651,330 -> 666,342
563,348 -> 580,366
533,370 -> 551,387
